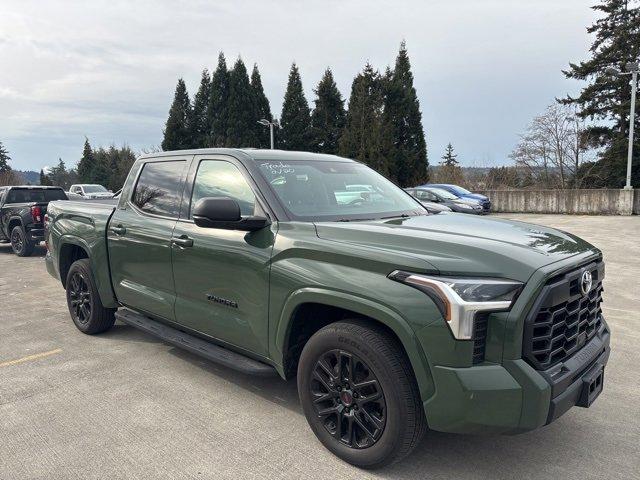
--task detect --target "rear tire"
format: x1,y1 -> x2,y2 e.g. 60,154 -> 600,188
11,225 -> 34,257
65,259 -> 115,334
297,320 -> 427,469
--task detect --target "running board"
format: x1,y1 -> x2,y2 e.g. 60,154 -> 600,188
115,308 -> 277,377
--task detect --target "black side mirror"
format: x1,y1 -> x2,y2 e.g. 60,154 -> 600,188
192,197 -> 270,231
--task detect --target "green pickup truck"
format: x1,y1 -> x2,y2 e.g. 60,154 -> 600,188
45,149 -> 610,468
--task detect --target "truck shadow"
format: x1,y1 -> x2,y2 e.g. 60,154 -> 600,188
155,336 -> 586,479
0,243 -> 47,256
99,320 -> 599,479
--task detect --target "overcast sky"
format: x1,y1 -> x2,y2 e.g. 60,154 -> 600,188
1,0 -> 597,172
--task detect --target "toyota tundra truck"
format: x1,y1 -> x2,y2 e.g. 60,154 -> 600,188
44,149 -> 610,468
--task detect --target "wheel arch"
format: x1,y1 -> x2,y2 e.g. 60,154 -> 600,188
8,216 -> 23,233
57,236 -> 118,308
58,240 -> 90,288
274,288 -> 435,401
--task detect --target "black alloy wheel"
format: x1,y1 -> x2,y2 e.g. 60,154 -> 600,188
65,258 -> 115,334
68,271 -> 92,325
10,228 -> 23,253
311,349 -> 387,449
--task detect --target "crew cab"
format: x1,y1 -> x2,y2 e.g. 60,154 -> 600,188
44,149 -> 610,468
0,185 -> 67,256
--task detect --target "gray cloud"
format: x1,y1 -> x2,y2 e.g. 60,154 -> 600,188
1,0 -> 595,171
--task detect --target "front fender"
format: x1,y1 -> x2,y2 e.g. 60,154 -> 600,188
272,287 -> 435,401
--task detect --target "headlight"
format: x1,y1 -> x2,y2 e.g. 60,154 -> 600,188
457,203 -> 473,209
389,271 -> 523,340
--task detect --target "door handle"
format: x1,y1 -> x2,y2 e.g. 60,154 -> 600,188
171,235 -> 193,248
111,225 -> 126,235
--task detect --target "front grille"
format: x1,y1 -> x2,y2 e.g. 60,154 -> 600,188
523,260 -> 604,371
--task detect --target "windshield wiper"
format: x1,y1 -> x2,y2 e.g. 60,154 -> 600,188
379,213 -> 412,220
336,218 -> 376,222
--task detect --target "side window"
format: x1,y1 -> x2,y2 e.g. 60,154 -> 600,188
417,191 -> 435,201
132,161 -> 185,217
190,160 -> 256,217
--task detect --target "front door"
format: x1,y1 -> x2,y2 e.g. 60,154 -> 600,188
171,157 -> 275,356
107,158 -> 189,321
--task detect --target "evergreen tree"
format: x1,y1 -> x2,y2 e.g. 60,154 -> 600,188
561,0 -> 640,187
48,158 -> 72,188
251,64 -> 273,148
311,68 -> 346,154
207,53 -> 231,147
0,141 -> 11,173
39,169 -> 51,186
161,78 -> 192,151
91,148 -> 111,187
280,63 -> 312,151
190,69 -> 211,148
437,143 -> 463,184
381,41 -> 429,187
112,146 -> 136,190
440,143 -> 459,167
339,63 -> 387,174
77,137 -> 95,182
226,57 -> 259,147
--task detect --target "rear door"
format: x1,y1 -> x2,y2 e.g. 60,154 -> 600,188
107,157 -> 190,321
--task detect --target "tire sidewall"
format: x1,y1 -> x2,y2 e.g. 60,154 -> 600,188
298,324 -> 408,468
65,260 -> 98,333
10,226 -> 25,256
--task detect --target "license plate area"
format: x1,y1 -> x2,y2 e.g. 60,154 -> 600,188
577,365 -> 604,408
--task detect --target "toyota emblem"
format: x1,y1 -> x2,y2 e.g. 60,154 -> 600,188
580,270 -> 593,296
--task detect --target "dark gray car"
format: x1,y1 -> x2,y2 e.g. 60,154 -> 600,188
405,187 -> 483,214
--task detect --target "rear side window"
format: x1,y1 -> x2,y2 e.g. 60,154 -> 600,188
132,161 -> 185,217
6,188 -> 67,203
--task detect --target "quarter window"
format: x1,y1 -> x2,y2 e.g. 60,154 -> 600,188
190,160 -> 256,217
132,161 -> 185,217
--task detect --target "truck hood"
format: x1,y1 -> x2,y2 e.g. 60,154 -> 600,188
314,214 -> 598,282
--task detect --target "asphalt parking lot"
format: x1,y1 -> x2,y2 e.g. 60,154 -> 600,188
1,214 -> 639,480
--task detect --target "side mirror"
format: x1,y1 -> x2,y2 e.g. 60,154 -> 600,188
192,197 -> 270,232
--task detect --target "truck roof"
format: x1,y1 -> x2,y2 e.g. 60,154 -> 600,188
138,148 -> 354,163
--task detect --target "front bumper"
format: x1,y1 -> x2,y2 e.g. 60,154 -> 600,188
423,320 -> 610,434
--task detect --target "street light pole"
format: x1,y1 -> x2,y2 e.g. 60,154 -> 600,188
607,61 -> 638,190
257,119 -> 279,149
625,68 -> 637,190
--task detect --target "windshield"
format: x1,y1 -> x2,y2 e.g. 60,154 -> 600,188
448,185 -> 471,195
83,185 -> 108,193
255,160 -> 426,221
429,188 -> 459,200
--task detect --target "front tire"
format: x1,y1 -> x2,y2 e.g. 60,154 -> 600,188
65,259 -> 115,334
297,320 -> 427,468
11,225 -> 34,257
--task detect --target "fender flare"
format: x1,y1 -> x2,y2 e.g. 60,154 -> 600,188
7,215 -> 24,231
273,287 -> 435,400
57,235 -> 118,308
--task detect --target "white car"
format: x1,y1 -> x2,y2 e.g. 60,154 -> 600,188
68,184 -> 114,199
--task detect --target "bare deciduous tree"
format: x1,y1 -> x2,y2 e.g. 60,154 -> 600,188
510,104 -> 590,188
0,170 -> 23,187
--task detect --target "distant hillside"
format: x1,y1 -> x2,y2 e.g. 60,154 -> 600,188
14,170 -> 40,185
